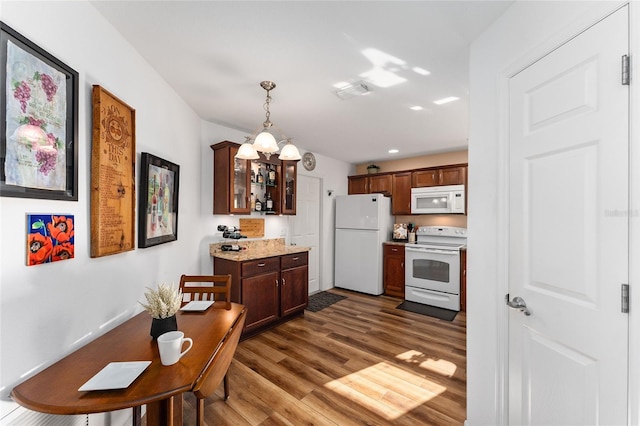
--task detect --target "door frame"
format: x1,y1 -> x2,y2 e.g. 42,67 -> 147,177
494,3 -> 639,424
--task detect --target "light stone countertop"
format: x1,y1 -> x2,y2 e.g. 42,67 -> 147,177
210,238 -> 310,262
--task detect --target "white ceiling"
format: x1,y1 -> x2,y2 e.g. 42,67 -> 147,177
91,1 -> 512,164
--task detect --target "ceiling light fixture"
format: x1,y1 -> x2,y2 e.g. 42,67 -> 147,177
433,96 -> 460,105
236,81 -> 301,161
334,80 -> 371,100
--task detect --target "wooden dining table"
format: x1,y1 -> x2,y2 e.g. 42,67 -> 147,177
11,302 -> 246,426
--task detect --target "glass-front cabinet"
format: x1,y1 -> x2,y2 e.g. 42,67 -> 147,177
281,161 -> 297,214
211,141 -> 251,214
211,141 -> 298,215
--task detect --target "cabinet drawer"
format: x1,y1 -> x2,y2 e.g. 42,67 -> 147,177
241,257 -> 280,277
281,251 -> 308,269
384,244 -> 405,257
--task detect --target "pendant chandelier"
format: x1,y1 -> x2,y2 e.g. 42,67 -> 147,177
235,81 -> 301,161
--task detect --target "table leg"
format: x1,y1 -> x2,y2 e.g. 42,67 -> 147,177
146,395 -> 183,426
132,406 -> 141,426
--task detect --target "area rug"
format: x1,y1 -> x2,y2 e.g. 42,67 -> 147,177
306,291 -> 347,312
396,300 -> 457,321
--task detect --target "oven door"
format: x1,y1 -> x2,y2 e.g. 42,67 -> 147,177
404,245 -> 461,295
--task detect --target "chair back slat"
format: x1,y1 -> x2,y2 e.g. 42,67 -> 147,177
178,274 -> 232,307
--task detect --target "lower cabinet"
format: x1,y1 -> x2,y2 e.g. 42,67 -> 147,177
214,252 -> 308,335
383,244 -> 405,298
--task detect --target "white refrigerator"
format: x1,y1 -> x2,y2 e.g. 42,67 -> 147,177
334,194 -> 392,295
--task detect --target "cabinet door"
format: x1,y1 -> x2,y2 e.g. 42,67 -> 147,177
348,176 -> 368,194
440,166 -> 467,186
412,169 -> 439,187
280,160 -> 297,215
383,245 -> 405,297
369,174 -> 392,195
211,141 -> 251,214
241,271 -> 279,331
280,265 -> 308,317
392,172 -> 412,215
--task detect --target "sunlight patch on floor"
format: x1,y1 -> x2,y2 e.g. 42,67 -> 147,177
324,362 -> 446,420
396,350 -> 458,377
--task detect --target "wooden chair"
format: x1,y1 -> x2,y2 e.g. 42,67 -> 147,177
191,307 -> 246,426
178,274 -> 232,308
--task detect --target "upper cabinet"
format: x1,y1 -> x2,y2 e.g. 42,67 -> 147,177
391,172 -> 412,215
211,141 -> 251,215
412,165 -> 467,187
348,163 -> 467,215
348,173 -> 392,195
211,141 -> 298,215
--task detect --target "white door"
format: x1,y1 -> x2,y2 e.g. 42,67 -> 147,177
508,6 -> 629,425
290,174 -> 321,293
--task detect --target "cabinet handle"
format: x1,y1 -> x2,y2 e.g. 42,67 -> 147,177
258,262 -> 266,267
401,262 -> 404,268
391,248 -> 398,252
292,257 -> 299,261
275,279 -> 279,287
282,278 -> 286,286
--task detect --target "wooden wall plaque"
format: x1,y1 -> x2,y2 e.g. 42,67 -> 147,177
90,85 -> 136,257
239,218 -> 264,238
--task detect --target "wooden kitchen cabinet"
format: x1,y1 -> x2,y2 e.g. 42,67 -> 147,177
212,140 -> 298,215
392,172 -> 412,215
412,165 -> 467,188
213,251 -> 308,335
383,244 -> 405,298
280,160 -> 297,215
211,141 -> 251,214
348,173 -> 392,195
280,252 -> 309,316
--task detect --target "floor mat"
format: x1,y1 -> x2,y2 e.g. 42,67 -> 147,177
306,291 -> 347,312
396,300 -> 458,321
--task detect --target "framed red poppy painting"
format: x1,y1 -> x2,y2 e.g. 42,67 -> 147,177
1,22 -> 79,201
26,214 -> 75,266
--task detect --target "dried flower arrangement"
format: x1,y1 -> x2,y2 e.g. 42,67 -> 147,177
140,283 -> 182,319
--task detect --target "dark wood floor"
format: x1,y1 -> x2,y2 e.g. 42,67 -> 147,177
177,288 -> 466,425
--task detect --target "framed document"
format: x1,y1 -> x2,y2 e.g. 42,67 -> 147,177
1,22 -> 78,200
90,85 -> 135,257
138,152 -> 180,248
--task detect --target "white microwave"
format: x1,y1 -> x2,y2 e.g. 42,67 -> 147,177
411,185 -> 465,214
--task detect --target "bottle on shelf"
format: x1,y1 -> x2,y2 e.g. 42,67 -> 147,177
268,164 -> 276,186
266,192 -> 273,212
255,196 -> 262,212
250,192 -> 256,211
257,165 -> 264,185
250,166 -> 255,183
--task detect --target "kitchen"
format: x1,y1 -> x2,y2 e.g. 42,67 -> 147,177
1,2 -> 638,426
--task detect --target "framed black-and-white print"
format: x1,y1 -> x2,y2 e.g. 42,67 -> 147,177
1,22 -> 78,200
138,152 -> 180,248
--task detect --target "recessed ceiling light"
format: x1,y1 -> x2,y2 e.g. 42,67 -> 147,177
410,106 -> 423,111
388,149 -> 399,154
433,96 -> 460,105
412,67 -> 431,76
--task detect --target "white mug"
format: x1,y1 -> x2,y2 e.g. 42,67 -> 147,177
157,331 -> 193,366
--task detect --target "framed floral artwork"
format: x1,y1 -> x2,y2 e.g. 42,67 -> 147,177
27,214 -> 75,266
138,152 -> 180,248
1,22 -> 79,200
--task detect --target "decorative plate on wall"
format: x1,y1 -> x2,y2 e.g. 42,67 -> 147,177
302,152 -> 316,171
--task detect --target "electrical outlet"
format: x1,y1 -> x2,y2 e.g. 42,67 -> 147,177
280,228 -> 287,237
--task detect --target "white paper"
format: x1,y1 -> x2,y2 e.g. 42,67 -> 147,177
78,361 -> 151,391
180,300 -> 214,311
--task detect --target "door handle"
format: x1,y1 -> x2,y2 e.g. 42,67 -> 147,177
505,294 -> 531,316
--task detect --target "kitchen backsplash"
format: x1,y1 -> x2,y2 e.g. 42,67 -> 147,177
394,214 -> 467,230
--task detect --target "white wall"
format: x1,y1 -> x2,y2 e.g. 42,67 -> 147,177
0,1 -> 352,424
467,1 -> 637,425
